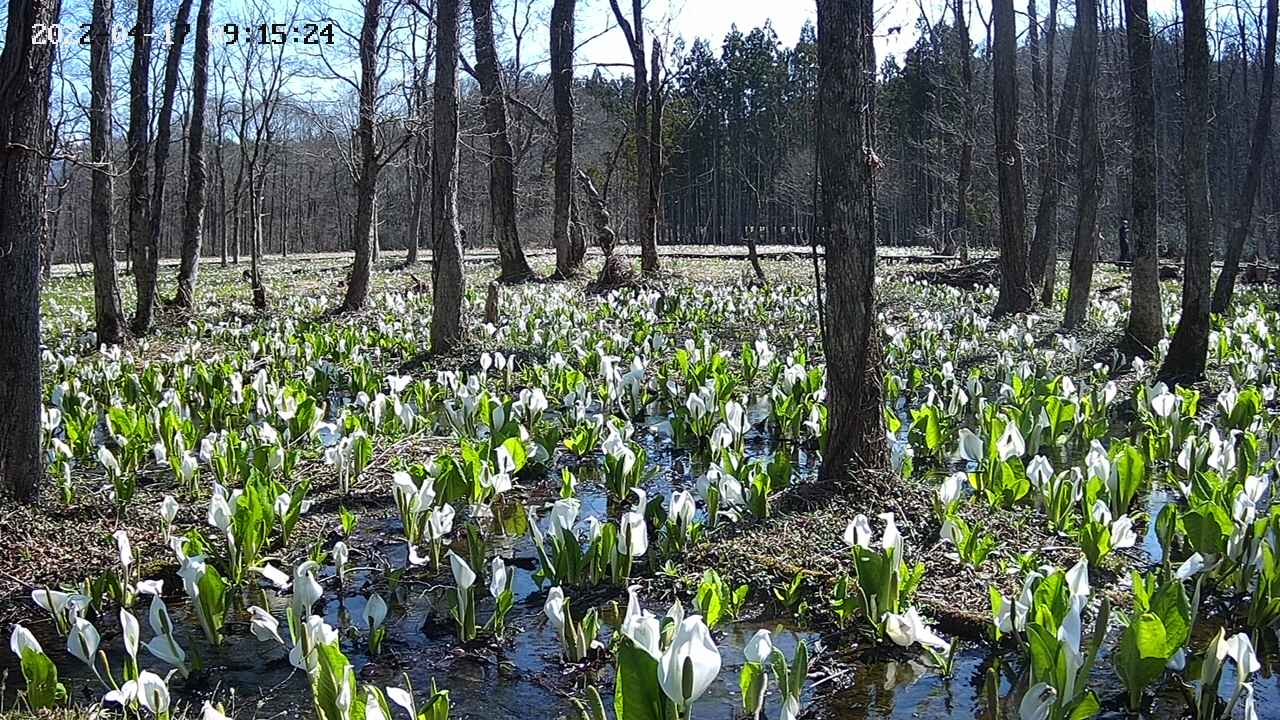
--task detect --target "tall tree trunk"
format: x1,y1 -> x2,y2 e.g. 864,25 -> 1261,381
127,0 -> 155,333
470,0 -> 532,282
430,0 -> 466,352
0,0 -> 60,499
1159,0 -> 1213,383
89,0 -> 126,346
1064,0 -> 1104,327
250,169 -> 266,309
609,0 -> 661,275
146,0 -> 194,311
992,0 -> 1035,315
173,0 -> 213,308
551,0 -> 582,277
1212,0 -> 1277,313
1030,22 -> 1083,301
341,0 -> 383,311
407,55 -> 431,267
949,0 -> 974,257
649,39 -> 665,262
816,0 -> 887,479
1122,0 -> 1164,352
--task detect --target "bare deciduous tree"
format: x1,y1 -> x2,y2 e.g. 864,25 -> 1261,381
1160,0 -> 1213,383
817,0 -> 887,478
1213,0 -> 1277,313
88,0 -> 126,345
173,0 -> 215,308
471,0 -> 534,282
126,0 -> 155,333
430,0 -> 467,352
1122,0 -> 1164,353
992,0 -> 1034,315
1064,0 -> 1104,328
0,0 -> 60,499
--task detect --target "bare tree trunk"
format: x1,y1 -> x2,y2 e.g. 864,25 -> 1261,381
609,0 -> 661,275
172,0 -> 213,308
430,0 -> 466,352
948,0 -> 974,257
1123,0 -> 1164,353
992,0 -> 1035,315
127,0 -> 155,332
145,0 -> 194,313
470,0 -> 533,282
747,199 -> 766,281
89,0 -> 126,346
817,0 -> 887,479
1159,0 -> 1213,383
550,0 -> 582,277
407,49 -> 431,267
341,0 -> 383,311
250,171 -> 266,309
1064,0 -> 1104,327
1030,17 -> 1082,302
1212,0 -> 1277,313
0,0 -> 59,499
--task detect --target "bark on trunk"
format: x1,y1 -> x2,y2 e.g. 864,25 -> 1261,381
609,0 -> 661,275
1159,0 -> 1213,383
430,0 -> 466,352
146,0 -> 193,311
341,0 -> 383,311
0,0 -> 60,499
948,0 -> 974,257
1030,21 -> 1083,301
1064,0 -> 1104,328
1212,0 -> 1277,314
551,0 -> 582,277
173,0 -> 214,308
816,0 -> 888,479
89,0 -> 126,346
992,0 -> 1035,315
470,0 -> 533,282
127,0 -> 155,333
1123,0 -> 1164,353
407,52 -> 432,267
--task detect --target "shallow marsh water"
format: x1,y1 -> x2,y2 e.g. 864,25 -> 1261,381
9,409 -> 1279,719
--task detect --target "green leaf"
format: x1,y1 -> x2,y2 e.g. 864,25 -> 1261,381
1148,581 -> 1191,654
1066,691 -> 1101,720
1115,613 -> 1169,708
614,642 -> 664,720
740,662 -> 766,715
19,650 -> 67,709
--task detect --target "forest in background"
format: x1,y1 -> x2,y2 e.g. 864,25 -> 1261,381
35,0 -> 1280,270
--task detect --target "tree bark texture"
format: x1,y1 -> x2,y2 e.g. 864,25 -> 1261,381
173,0 -> 213,308
470,0 -> 533,282
430,0 -> 467,353
816,0 -> 888,479
145,0 -> 194,312
551,0 -> 583,277
89,0 -> 126,346
1123,0 -> 1164,352
608,0 -> 661,275
992,0 -> 1035,315
126,0 -> 155,333
0,0 -> 60,499
1212,0 -> 1277,314
1064,0 -> 1104,328
1030,20 -> 1082,302
1159,0 -> 1214,383
949,0 -> 974,257
342,0 -> 383,311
